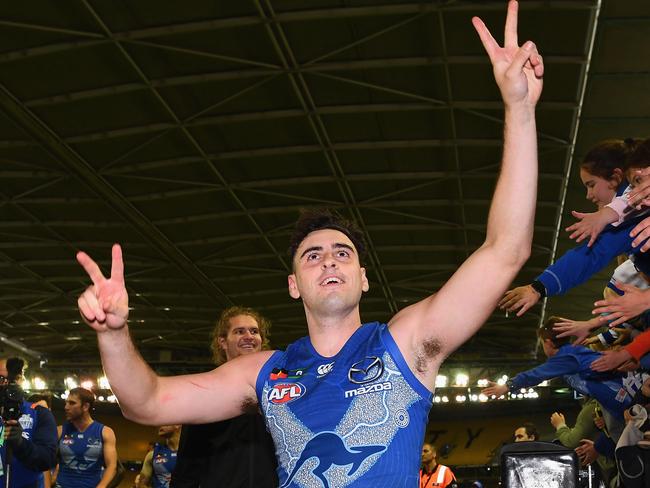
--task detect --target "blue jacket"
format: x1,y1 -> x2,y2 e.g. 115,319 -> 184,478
510,344 -> 645,421
1,401 -> 58,488
536,216 -> 645,296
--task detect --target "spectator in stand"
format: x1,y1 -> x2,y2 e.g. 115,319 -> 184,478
590,250 -> 650,372
482,317 -> 649,443
550,400 -> 616,483
499,138 -> 644,317
551,255 -> 649,349
513,423 -> 539,442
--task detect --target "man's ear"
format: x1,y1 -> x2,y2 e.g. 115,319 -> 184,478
217,336 -> 227,352
361,267 -> 369,292
288,274 -> 301,299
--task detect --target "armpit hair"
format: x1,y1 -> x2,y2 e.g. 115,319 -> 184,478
414,337 -> 443,374
241,395 -> 259,415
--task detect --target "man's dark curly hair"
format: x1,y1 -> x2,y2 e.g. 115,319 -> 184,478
288,208 -> 366,267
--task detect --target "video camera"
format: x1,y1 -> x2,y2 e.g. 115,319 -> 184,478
0,357 -> 25,421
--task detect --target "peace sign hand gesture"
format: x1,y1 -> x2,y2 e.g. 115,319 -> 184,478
77,244 -> 129,332
472,1 -> 543,108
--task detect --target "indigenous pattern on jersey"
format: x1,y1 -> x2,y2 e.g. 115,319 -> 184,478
56,421 -> 104,488
152,443 -> 177,488
256,322 -> 433,488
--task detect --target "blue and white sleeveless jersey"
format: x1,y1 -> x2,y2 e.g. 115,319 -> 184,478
56,421 -> 104,488
256,322 -> 433,488
152,443 -> 177,488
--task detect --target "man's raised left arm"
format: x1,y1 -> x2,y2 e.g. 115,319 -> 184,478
389,0 -> 543,386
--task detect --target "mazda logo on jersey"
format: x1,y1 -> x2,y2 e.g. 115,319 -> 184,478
348,356 -> 384,384
268,382 -> 306,404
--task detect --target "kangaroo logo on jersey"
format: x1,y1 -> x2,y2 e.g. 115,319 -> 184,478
268,383 -> 306,404
280,432 -> 385,488
348,356 -> 383,384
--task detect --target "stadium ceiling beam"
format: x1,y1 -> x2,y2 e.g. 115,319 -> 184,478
41,96 -> 577,144
76,0 -> 293,278
106,1 -> 598,41
0,1 -> 597,64
0,84 -> 234,308
540,0 -> 602,336
101,139 -> 571,169
24,60 -> 581,109
30,98 -> 575,144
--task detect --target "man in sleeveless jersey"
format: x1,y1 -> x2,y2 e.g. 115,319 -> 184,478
169,307 -> 277,488
75,2 -> 544,486
54,388 -> 117,488
419,444 -> 456,488
137,426 -> 180,488
0,358 -> 57,488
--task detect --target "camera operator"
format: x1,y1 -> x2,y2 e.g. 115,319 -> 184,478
0,358 -> 57,488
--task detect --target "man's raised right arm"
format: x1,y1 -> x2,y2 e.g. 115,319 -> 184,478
76,244 -> 272,425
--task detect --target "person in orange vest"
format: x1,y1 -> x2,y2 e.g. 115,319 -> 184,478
419,443 -> 457,488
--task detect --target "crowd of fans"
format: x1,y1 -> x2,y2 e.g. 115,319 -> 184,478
481,137 -> 650,487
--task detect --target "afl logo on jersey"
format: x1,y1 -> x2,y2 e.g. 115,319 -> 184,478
268,383 -> 306,404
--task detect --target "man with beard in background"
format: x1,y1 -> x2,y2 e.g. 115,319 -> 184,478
170,307 -> 277,488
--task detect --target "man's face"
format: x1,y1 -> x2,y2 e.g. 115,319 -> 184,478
421,444 -> 436,464
218,314 -> 262,362
64,394 -> 86,421
158,425 -> 180,438
514,427 -> 533,442
288,229 -> 369,316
